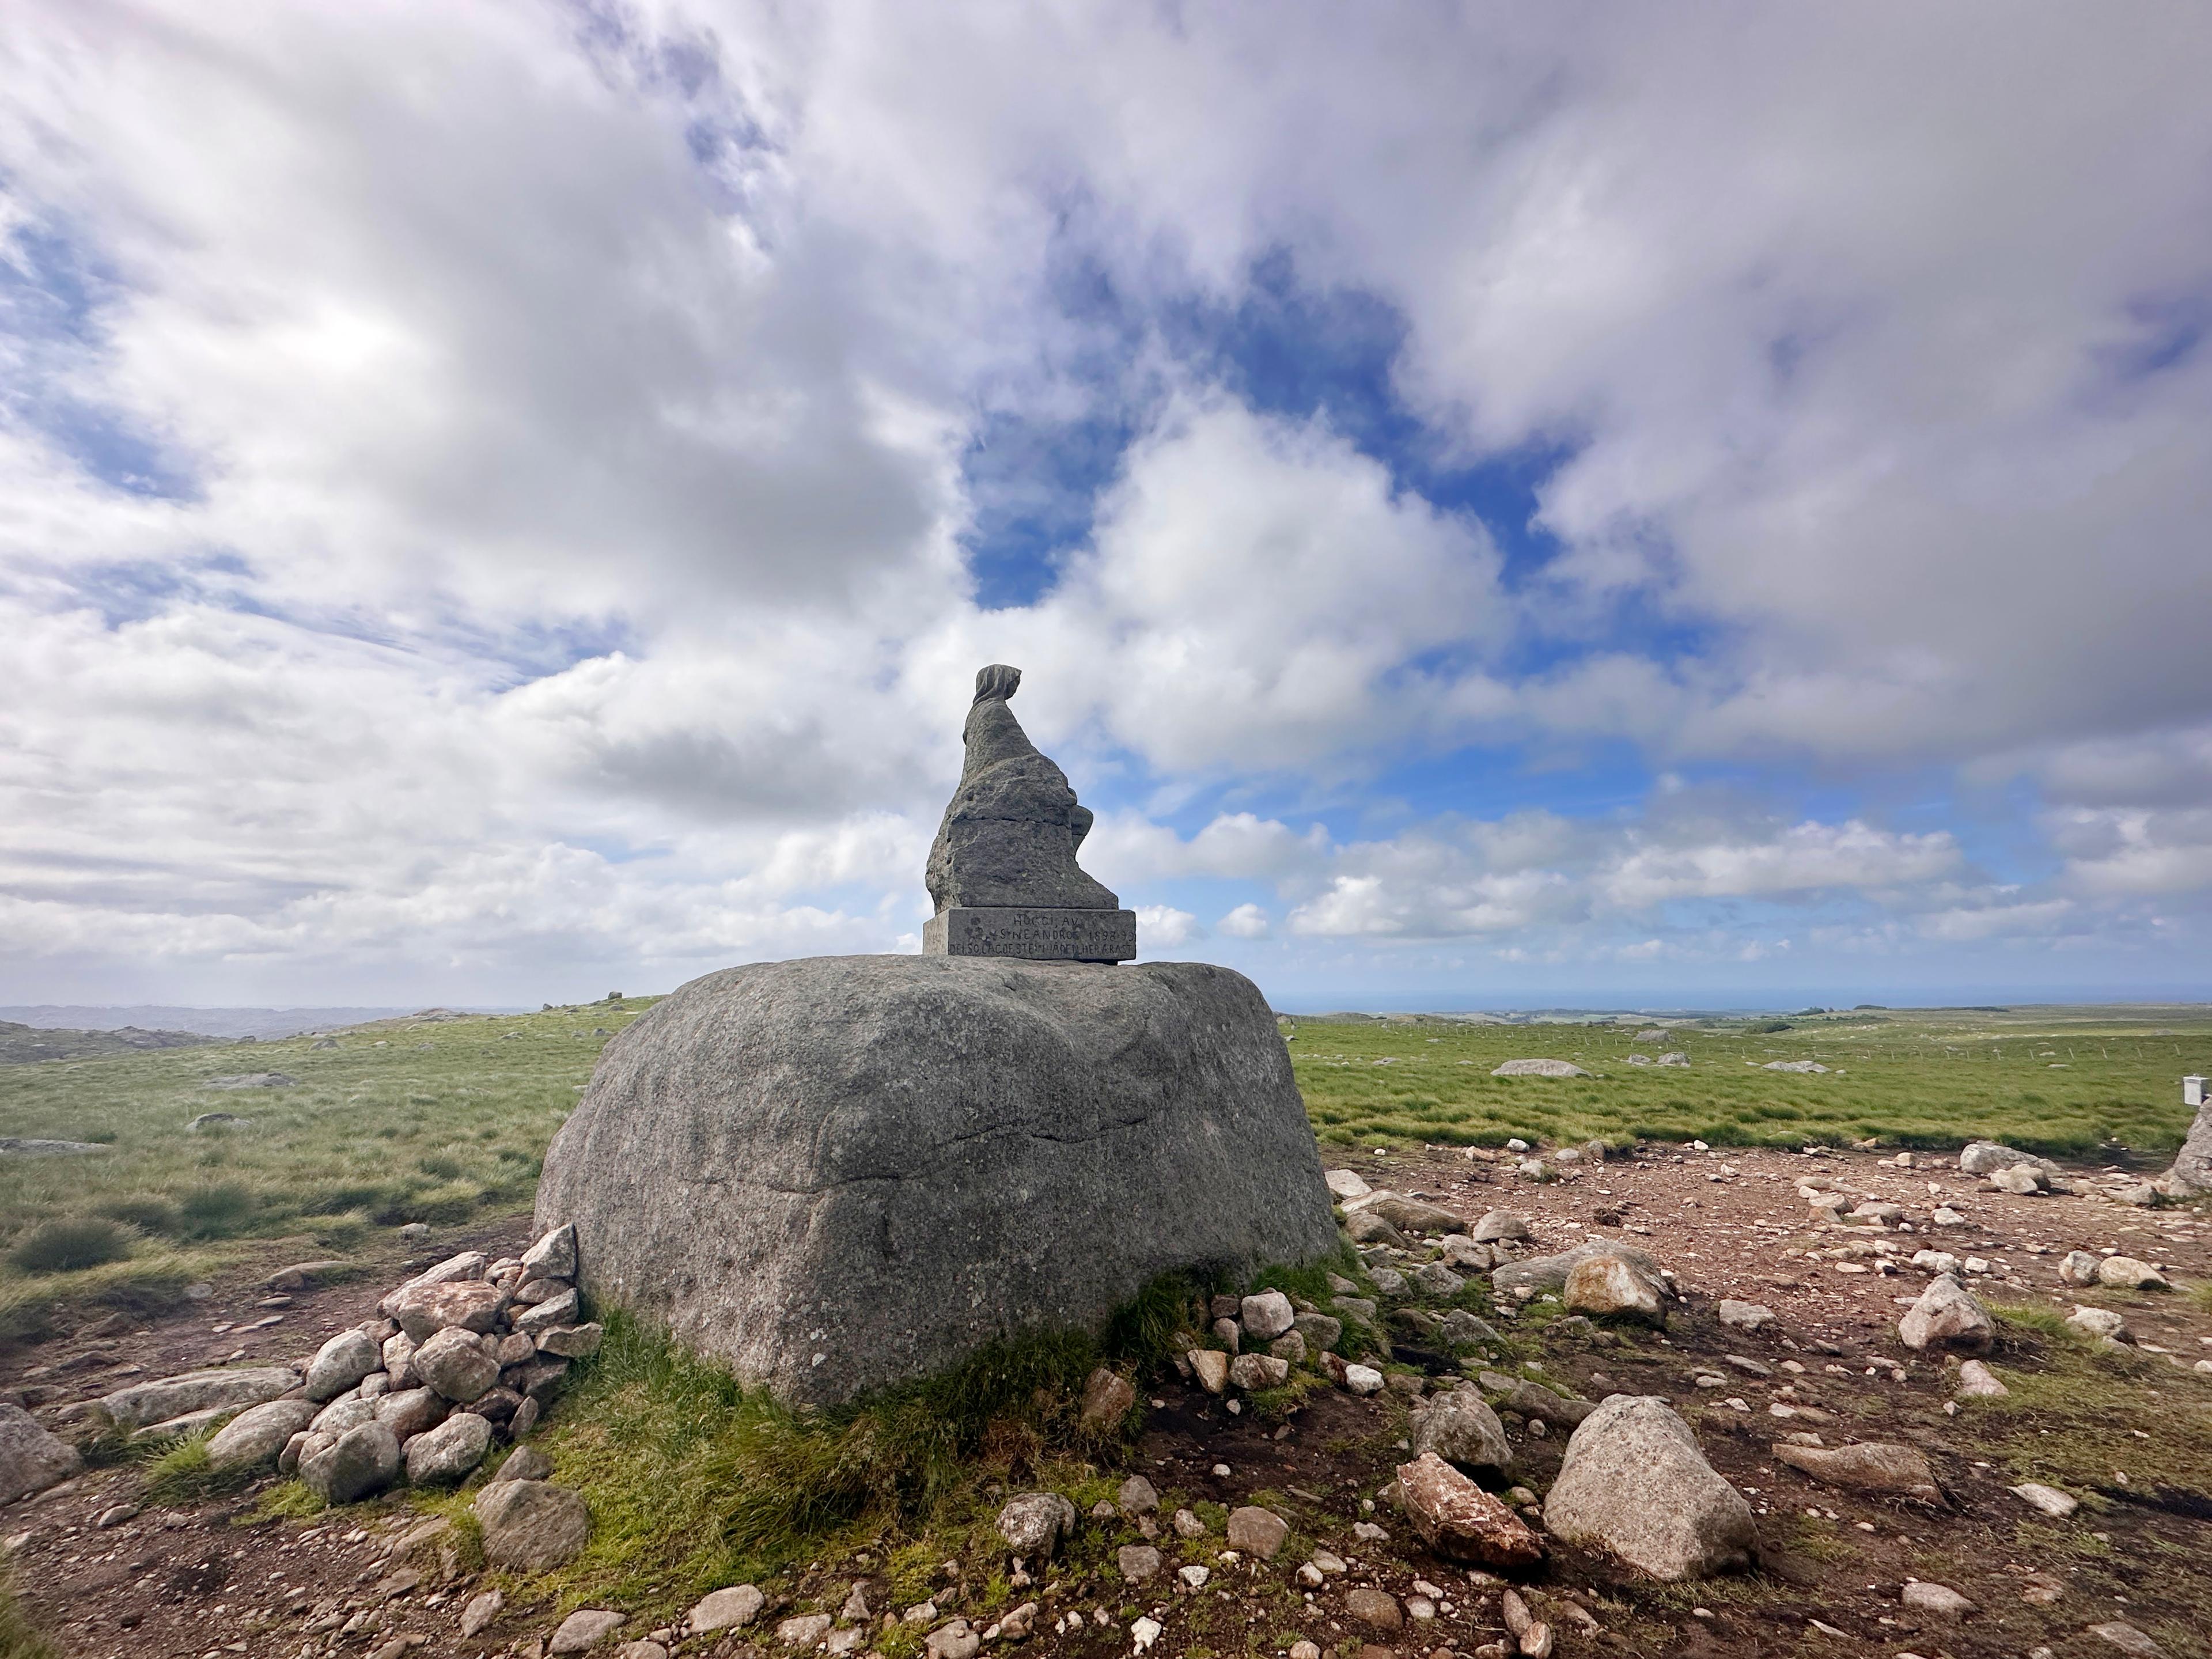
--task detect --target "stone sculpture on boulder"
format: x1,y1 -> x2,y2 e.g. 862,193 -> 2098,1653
922,664 -> 1137,963
535,667 -> 1339,1405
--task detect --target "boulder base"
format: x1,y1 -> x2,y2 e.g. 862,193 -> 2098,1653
536,955 -> 1338,1404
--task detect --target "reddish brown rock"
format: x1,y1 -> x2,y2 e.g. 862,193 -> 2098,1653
1396,1452 -> 1544,1567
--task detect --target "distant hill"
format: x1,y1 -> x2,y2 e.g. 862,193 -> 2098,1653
0,1020 -> 213,1065
0,1005 -> 506,1040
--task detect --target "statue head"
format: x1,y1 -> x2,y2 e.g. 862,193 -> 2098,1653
973,664 -> 1022,703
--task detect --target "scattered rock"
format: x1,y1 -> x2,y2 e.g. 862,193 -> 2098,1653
1897,1275 -> 1993,1353
1472,1210 -> 1531,1243
1990,1164 -> 2045,1195
1763,1060 -> 1828,1073
1188,1349 -> 1230,1394
1542,1396 -> 1754,1580
1324,1169 -> 1372,1201
2058,1250 -> 2103,1286
1716,1300 -> 1775,1332
459,1589 -> 505,1637
550,1609 -> 627,1653
778,1613 -> 834,1649
205,1397 -> 318,1471
1900,1581 -> 1974,1618
1344,1363 -> 1385,1396
1955,1360 -> 2008,1399
1773,1441 -> 1941,1502
2085,1621 -> 2162,1657
300,1422 -> 402,1505
404,1411 -> 491,1484
412,1327 -> 500,1402
1959,1141 -> 2059,1177
0,1403 -> 82,1502
305,1328 -> 384,1402
1345,1586 -> 1403,1630
1368,1195 -> 1464,1235
1241,1290 -> 1295,1340
1396,1452 -> 1543,1567
1491,1059 -> 1588,1078
688,1585 -> 766,1633
2067,1305 -> 2130,1343
1226,1506 -> 1290,1559
2011,1482 -> 2078,1518
1229,1353 -> 1290,1391
1118,1475 -> 1158,1513
264,1260 -> 351,1292
997,1492 -> 1077,1558
2096,1256 -> 2168,1291
1563,1253 -> 1666,1323
1493,1238 -> 1665,1297
96,1365 -> 301,1430
1080,1368 -> 1136,1431
475,1476 -> 591,1571
1409,1387 -> 1513,1476
1117,1543 -> 1162,1581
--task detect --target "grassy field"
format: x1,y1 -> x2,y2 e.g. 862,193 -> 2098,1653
3,997 -> 2206,1336
1287,1003 -> 2212,1158
0,1000 -> 642,1335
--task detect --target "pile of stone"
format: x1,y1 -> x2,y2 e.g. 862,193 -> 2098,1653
270,1223 -> 596,1503
1957,1141 -> 2070,1195
85,1223 -> 600,1519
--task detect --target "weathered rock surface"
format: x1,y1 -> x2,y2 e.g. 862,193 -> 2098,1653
1563,1253 -> 1666,1322
97,1366 -> 300,1430
536,954 -> 1338,1404
300,1422 -> 401,1505
374,1387 -> 447,1441
1396,1452 -> 1543,1567
1956,1360 -> 2009,1399
1240,1290 -> 1294,1340
388,1279 -> 506,1343
1080,1368 -> 1135,1431
1900,1581 -> 1975,1618
1471,1210 -> 1530,1243
997,1491 -> 1077,1557
304,1329 -> 383,1401
2096,1256 -> 2168,1290
688,1585 -> 766,1633
475,1476 -> 592,1571
2162,1092 -> 2212,1195
1491,1059 -> 1588,1078
1225,1506 -> 1290,1559
413,1327 -> 500,1402
405,1411 -> 492,1484
1897,1275 -> 1993,1353
1773,1441 -> 1941,1501
550,1609 -> 626,1653
1493,1238 -> 1665,1297
0,1402 -> 82,1501
1958,1141 -> 2058,1178
1543,1396 -> 1753,1580
1717,1299 -> 1775,1332
1408,1387 -> 1513,1476
205,1397 -> 318,1470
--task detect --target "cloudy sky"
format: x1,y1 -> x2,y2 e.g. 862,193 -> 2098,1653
4,3 -> 2211,1011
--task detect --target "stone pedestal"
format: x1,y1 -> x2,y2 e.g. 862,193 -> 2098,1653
923,906 -> 1137,963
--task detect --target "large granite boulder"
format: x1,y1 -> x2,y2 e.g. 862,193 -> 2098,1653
2163,1096 -> 2212,1195
536,954 -> 1337,1405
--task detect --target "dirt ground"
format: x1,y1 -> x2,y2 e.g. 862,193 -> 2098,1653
5,1144 -> 2209,1659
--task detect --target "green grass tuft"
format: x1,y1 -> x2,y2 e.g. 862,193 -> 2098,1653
8,1217 -> 134,1274
0,1570 -> 57,1659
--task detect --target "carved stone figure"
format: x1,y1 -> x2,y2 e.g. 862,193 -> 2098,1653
923,665 -> 1137,961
